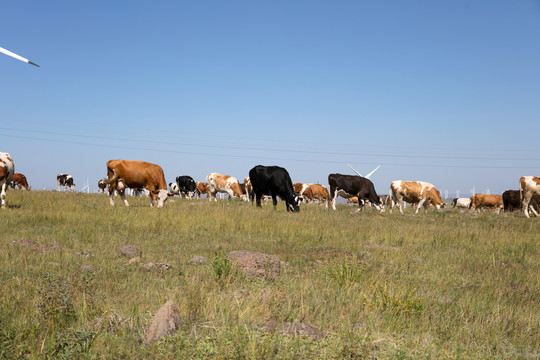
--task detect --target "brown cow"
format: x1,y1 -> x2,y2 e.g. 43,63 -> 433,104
519,176 -> 540,218
11,173 -> 30,190
196,182 -> 212,199
470,194 -> 503,214
206,173 -> 243,201
106,159 -> 170,208
0,152 -> 15,209
389,180 -> 446,214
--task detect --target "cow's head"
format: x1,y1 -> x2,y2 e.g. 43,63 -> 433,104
287,195 -> 301,212
157,189 -> 169,208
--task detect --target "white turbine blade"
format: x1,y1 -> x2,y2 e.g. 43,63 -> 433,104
347,164 -> 363,177
364,165 -> 381,179
0,46 -> 39,67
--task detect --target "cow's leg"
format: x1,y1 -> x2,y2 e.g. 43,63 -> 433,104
1,183 -> 6,209
255,193 -> 263,207
415,198 -> 427,214
118,189 -> 129,207
522,194 -> 532,218
528,204 -> 539,217
331,189 -> 338,210
108,186 -> 115,206
272,195 -> 278,209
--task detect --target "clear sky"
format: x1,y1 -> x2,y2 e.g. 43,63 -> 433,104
1,1 -> 539,196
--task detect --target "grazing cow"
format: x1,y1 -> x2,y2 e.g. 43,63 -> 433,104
11,173 -> 30,190
328,174 -> 383,212
470,194 -> 504,214
206,173 -> 243,201
249,165 -> 301,212
389,181 -> 445,214
176,176 -> 197,199
451,197 -> 471,209
169,182 -> 180,196
0,152 -> 15,209
98,179 -> 107,193
196,182 -> 212,199
57,174 -> 75,192
503,189 -> 539,214
294,183 -> 329,207
105,159 -> 170,208
520,176 -> 540,218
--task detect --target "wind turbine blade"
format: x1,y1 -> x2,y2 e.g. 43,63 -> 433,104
0,46 -> 39,67
364,165 -> 381,179
347,164 -> 363,177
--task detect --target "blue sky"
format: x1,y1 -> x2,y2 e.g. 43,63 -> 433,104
1,1 -> 539,196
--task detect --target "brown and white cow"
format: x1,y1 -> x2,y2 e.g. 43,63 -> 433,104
294,183 -> 329,207
389,181 -> 446,214
0,153 -> 15,209
106,159 -> 170,208
206,173 -> 243,201
195,181 -> 212,199
12,173 -> 30,190
520,176 -> 540,218
244,177 -> 254,201
470,194 -> 503,214
293,183 -> 312,201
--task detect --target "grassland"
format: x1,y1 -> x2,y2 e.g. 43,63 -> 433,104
0,190 -> 538,359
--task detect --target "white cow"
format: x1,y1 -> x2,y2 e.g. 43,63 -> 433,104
520,176 -> 540,218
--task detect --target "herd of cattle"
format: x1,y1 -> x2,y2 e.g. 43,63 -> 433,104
1,153 -> 539,218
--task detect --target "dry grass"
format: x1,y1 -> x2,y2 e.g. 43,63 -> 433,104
0,190 -> 538,359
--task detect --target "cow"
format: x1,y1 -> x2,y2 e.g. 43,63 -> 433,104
470,194 -> 504,214
57,174 -> 75,192
520,176 -> 540,218
294,183 -> 329,207
10,173 -> 30,190
244,177 -> 254,201
169,182 -> 180,196
176,176 -> 197,199
389,181 -> 446,214
0,152 -> 15,209
98,178 -> 107,193
503,189 -> 539,214
206,173 -> 243,201
328,174 -> 383,212
293,183 -> 313,202
105,159 -> 170,208
249,165 -> 301,212
196,182 -> 212,199
451,197 -> 471,209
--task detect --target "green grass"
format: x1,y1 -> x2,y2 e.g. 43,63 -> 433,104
1,190 -> 539,359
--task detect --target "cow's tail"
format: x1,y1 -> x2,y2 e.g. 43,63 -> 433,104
105,167 -> 118,184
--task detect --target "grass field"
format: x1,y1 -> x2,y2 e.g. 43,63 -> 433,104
1,190 -> 538,359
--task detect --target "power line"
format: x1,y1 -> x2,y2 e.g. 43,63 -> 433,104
1,126 -> 538,162
2,133 -> 538,170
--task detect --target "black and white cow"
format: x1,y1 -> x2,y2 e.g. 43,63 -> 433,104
248,165 -> 301,212
176,175 -> 197,199
57,174 -> 75,192
328,173 -> 383,212
98,178 -> 107,193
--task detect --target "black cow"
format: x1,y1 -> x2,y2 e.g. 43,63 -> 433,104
57,174 -> 75,192
503,189 -> 539,213
176,175 -> 197,199
249,165 -> 300,212
328,173 -> 383,212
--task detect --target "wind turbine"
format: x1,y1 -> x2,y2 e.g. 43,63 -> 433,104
346,164 -> 381,179
0,46 -> 39,67
470,186 -> 476,197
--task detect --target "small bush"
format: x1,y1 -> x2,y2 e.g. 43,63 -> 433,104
210,254 -> 234,282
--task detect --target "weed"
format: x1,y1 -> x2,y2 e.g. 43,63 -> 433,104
325,258 -> 365,288
38,273 -> 76,328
